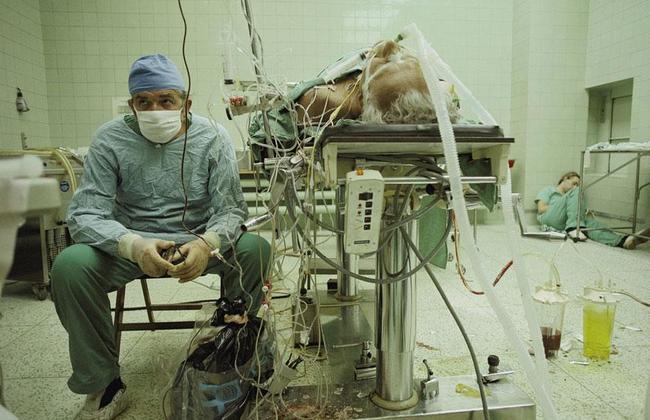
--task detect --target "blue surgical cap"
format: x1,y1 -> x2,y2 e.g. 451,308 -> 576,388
128,54 -> 185,95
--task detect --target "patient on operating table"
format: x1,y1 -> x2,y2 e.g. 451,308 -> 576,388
49,54 -> 271,420
247,39 -> 464,165
294,39 -> 460,125
535,171 -> 649,249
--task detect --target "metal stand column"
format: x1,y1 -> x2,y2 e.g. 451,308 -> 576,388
371,210 -> 418,410
336,186 -> 359,300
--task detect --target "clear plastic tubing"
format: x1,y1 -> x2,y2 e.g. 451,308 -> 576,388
399,23 -> 558,419
319,51 -> 367,84
502,172 -> 554,389
397,28 -> 496,126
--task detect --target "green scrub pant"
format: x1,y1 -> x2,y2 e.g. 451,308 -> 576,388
50,233 -> 271,395
537,187 -> 623,247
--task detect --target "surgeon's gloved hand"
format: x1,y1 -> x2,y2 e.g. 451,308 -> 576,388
167,238 -> 213,283
118,234 -> 175,277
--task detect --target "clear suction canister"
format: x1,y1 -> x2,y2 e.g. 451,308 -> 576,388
533,287 -> 569,358
581,288 -> 618,361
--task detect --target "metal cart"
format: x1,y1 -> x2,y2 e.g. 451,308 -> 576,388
577,148 -> 650,238
6,150 -> 83,300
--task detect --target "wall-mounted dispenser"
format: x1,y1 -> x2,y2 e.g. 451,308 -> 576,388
16,88 -> 30,113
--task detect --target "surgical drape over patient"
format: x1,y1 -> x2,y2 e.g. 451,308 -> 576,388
67,115 -> 248,256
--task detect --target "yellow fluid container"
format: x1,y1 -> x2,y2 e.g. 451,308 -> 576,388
583,301 -> 616,360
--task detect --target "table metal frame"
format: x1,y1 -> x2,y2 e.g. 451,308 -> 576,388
577,149 -> 650,238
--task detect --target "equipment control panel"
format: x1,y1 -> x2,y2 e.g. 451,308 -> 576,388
344,169 -> 384,254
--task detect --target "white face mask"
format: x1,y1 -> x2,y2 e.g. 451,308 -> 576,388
135,109 -> 183,144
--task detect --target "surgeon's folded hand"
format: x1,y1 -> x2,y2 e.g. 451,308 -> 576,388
131,237 -> 176,277
167,239 -> 212,283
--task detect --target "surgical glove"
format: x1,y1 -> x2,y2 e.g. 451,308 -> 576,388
167,238 -> 213,283
119,234 -> 176,277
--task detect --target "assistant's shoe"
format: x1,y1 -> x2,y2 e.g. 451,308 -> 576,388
76,378 -> 128,420
567,229 -> 588,242
623,227 -> 650,250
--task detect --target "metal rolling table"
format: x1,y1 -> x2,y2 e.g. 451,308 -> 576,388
285,123 -> 532,418
577,148 -> 650,238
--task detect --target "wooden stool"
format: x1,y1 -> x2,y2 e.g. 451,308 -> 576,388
111,277 -> 214,354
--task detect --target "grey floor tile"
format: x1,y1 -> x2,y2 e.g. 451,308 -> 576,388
2,225 -> 648,419
120,330 -> 194,375
515,366 -> 625,420
117,373 -> 169,420
0,283 -> 57,327
0,322 -> 74,380
551,344 -> 649,419
0,323 -> 144,380
3,376 -> 82,420
0,326 -> 34,350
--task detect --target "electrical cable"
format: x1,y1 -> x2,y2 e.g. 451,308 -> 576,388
561,238 -> 649,307
366,154 -> 446,175
300,190 -> 442,236
493,260 -> 514,287
400,225 -> 490,420
165,4 -> 325,417
283,175 -> 334,419
165,2 -> 272,417
176,0 -> 213,250
380,182 -> 418,277
221,7 -> 327,413
451,211 -> 514,295
359,171 -> 443,260
380,192 -> 443,233
612,290 -> 650,308
50,148 -> 79,192
295,163 -> 445,263
285,178 -> 452,284
2,148 -> 79,192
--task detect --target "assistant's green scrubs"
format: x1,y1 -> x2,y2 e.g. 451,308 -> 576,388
535,186 -> 623,247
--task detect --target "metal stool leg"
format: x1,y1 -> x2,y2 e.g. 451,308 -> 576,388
114,287 -> 126,355
140,278 -> 156,328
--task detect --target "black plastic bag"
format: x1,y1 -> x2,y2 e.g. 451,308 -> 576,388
168,298 -> 274,419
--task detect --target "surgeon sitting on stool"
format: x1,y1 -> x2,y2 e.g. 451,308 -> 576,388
50,54 -> 271,420
535,171 -> 648,249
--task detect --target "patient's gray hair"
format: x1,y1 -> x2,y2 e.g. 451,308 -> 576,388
361,81 -> 460,124
362,90 -> 437,124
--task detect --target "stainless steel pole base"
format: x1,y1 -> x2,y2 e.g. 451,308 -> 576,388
335,292 -> 361,302
371,351 -> 419,410
370,388 -> 419,411
373,210 -> 417,409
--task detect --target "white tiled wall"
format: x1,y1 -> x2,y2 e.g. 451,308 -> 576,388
37,0 -> 513,149
1,0 -> 648,228
0,0 -> 50,149
510,0 -> 590,217
583,0 -> 650,225
509,0 -> 531,197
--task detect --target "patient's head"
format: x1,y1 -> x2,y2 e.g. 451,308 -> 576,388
557,171 -> 581,193
360,40 -> 459,124
360,41 -> 433,124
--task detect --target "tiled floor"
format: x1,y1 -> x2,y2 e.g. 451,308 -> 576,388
1,226 -> 648,419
